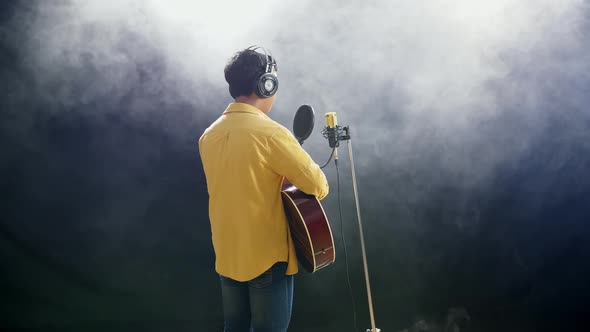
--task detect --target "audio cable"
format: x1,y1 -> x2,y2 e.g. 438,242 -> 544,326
320,147 -> 336,169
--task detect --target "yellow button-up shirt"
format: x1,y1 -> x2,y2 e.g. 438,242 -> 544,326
199,102 -> 329,281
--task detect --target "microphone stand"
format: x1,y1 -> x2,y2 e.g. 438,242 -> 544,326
331,126 -> 380,332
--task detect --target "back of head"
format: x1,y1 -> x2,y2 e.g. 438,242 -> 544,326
224,47 -> 277,99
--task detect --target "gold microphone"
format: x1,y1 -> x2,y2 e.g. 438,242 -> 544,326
325,112 -> 337,129
325,112 -> 339,159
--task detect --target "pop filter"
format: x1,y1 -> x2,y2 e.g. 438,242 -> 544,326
293,105 -> 315,145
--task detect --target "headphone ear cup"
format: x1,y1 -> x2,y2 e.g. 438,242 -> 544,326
256,73 -> 279,98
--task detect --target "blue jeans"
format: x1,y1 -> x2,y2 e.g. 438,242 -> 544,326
219,262 -> 294,332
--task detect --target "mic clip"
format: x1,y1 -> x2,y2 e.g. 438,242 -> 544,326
321,125 -> 351,148
339,125 -> 350,141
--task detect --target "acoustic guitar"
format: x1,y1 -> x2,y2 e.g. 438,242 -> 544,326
281,180 -> 335,273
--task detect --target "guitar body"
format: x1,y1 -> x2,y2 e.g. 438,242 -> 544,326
281,184 -> 335,273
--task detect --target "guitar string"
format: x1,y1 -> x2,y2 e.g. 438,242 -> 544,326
335,157 -> 359,332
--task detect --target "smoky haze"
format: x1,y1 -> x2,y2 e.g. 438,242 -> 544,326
1,0 -> 590,331
18,0 -> 587,179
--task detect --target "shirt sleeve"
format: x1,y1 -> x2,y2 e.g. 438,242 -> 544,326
268,126 -> 329,200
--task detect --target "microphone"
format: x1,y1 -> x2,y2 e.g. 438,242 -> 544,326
324,112 -> 339,161
325,112 -> 339,148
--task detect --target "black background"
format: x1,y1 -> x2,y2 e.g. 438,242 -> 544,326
2,1 -> 590,331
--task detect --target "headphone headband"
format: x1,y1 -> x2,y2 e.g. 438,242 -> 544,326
247,45 -> 277,73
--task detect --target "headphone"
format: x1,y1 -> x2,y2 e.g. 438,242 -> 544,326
247,45 -> 279,98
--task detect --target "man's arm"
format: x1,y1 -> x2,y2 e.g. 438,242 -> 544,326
269,127 -> 329,200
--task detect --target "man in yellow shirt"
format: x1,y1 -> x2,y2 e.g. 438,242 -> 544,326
199,46 -> 329,331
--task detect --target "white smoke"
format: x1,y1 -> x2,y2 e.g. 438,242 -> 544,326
20,0 -> 588,183
26,0 -> 584,108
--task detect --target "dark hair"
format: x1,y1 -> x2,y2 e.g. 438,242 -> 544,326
224,49 -> 269,99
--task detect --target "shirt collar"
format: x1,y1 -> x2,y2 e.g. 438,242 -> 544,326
223,102 -> 268,117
